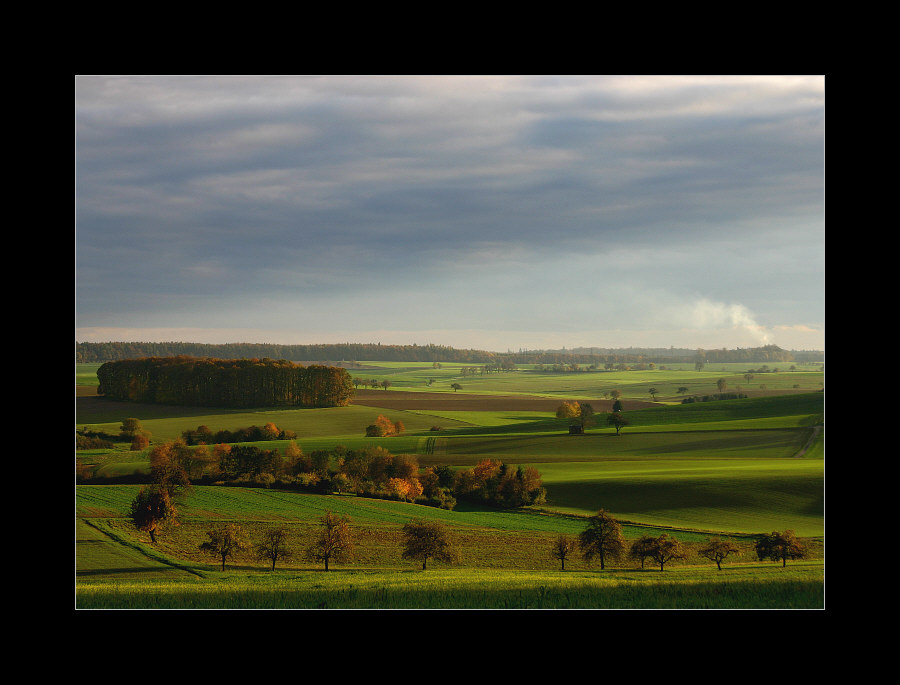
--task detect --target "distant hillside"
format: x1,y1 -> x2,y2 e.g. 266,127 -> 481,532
76,341 -> 823,365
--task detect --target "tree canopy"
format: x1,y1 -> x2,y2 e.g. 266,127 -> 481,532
401,519 -> 455,570
578,509 -> 626,570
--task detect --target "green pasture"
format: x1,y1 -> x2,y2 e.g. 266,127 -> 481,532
76,566 -> 824,609
76,359 -> 824,607
76,485 -> 823,608
345,362 -> 824,400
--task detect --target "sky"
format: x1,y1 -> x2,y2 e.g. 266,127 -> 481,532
75,75 -> 825,353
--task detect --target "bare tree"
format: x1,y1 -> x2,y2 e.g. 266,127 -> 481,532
697,537 -> 742,570
646,534 -> 687,571
199,523 -> 247,571
305,511 -> 353,571
550,534 -> 577,571
255,527 -> 294,571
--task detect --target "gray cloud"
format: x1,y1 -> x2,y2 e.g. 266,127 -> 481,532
75,75 -> 825,350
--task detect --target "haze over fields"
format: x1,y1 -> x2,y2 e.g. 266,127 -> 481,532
75,75 -> 825,353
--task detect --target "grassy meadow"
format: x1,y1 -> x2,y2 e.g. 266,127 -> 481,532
75,359 -> 824,609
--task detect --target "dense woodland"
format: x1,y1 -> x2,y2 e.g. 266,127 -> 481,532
96,357 -> 354,409
77,341 -> 823,365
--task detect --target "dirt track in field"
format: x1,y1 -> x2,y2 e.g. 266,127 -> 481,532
351,389 -> 658,412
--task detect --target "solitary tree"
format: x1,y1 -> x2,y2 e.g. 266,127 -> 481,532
579,509 -> 626,570
129,485 -> 177,543
646,534 -> 687,571
450,383 -> 462,392
550,534 -> 577,571
717,378 -> 728,392
255,527 -> 293,571
199,523 -> 247,571
697,536 -> 743,570
755,530 -> 806,567
305,511 -> 353,571
648,387 -> 659,401
401,518 -> 454,570
606,412 -> 630,435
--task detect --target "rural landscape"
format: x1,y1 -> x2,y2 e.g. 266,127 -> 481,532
75,342 -> 824,609
76,75 -> 824,610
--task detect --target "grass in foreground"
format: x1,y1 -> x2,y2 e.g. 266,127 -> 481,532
76,565 -> 824,609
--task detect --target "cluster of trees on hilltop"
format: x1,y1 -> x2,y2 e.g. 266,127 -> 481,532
96,357 -> 354,408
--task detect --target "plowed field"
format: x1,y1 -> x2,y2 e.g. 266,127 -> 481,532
351,389 -> 658,412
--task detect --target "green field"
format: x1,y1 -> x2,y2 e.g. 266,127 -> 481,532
75,360 -> 824,608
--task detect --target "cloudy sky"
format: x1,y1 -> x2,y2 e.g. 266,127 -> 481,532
75,75 -> 825,352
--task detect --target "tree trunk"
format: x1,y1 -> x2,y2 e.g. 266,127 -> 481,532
221,555 -> 226,572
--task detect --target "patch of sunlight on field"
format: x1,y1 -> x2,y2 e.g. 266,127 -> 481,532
75,566 -> 825,609
535,459 -> 824,536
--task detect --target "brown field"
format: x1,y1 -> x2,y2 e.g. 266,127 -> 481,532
351,389 -> 658,412
76,384 -> 658,415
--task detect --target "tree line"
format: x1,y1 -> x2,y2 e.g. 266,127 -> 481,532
77,341 -> 823,365
78,341 -> 499,364
550,509 -> 807,572
96,357 -> 354,408
192,513 -> 454,572
120,435 -> 545,512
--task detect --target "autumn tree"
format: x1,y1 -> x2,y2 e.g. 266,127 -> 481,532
305,511 -> 353,571
148,440 -> 196,492
579,509 -> 626,570
400,519 -> 454,570
366,414 -> 404,437
129,485 -> 177,543
646,534 -> 687,571
255,527 -> 293,571
199,523 -> 248,571
755,530 -> 806,567
550,534 -> 577,571
120,417 -> 146,440
697,536 -> 743,570
557,401 -> 595,431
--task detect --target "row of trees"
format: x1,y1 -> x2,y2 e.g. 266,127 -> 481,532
96,357 -> 355,408
78,341 -> 498,364
550,510 -> 807,571
195,513 -> 454,572
136,496 -> 806,574
181,422 -> 297,446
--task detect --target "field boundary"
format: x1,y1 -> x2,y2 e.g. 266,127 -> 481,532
79,518 -> 207,579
